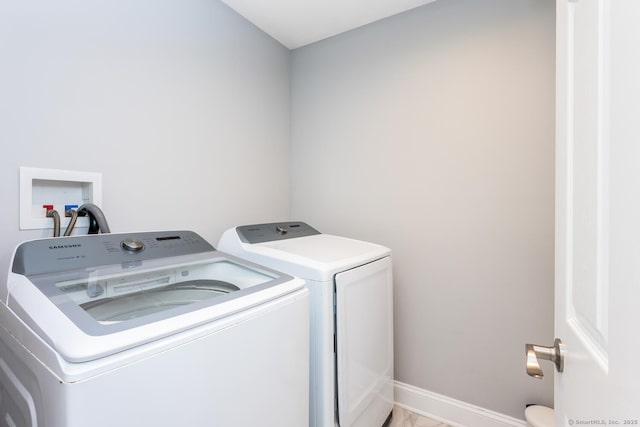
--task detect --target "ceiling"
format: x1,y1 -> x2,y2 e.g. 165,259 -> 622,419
220,0 -> 438,50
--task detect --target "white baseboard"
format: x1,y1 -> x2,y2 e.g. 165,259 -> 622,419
394,381 -> 527,427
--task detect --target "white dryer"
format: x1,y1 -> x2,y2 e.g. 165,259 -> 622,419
0,230 -> 309,427
219,222 -> 394,427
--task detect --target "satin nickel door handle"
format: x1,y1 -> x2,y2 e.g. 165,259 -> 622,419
525,338 -> 564,379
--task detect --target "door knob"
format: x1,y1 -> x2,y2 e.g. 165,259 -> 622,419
525,338 -> 564,379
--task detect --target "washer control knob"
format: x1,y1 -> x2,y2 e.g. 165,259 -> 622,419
276,225 -> 288,235
122,238 -> 145,252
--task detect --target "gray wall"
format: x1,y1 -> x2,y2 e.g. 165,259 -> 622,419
290,0 -> 555,419
0,0 -> 290,275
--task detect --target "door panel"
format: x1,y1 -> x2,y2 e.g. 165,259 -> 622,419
335,257 -> 393,427
566,0 -> 609,368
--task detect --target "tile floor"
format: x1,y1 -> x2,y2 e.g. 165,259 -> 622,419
389,405 -> 452,427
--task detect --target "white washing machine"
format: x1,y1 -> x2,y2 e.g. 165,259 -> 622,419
219,222 -> 394,427
0,230 -> 309,427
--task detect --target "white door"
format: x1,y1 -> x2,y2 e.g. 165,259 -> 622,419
555,0 -> 640,424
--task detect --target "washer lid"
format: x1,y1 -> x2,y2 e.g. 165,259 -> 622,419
4,231 -> 300,362
79,279 -> 241,322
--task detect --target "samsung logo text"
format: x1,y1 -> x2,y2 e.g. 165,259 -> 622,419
49,244 -> 82,250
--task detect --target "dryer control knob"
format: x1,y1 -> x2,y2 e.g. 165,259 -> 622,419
122,238 -> 145,252
276,225 -> 288,235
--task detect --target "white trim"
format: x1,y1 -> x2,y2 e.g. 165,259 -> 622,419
394,381 -> 527,427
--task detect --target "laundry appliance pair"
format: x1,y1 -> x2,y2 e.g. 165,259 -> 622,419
0,222 -> 393,427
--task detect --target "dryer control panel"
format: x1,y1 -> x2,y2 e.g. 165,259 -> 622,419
236,221 -> 320,244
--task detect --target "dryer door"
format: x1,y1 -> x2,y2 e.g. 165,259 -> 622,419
335,256 -> 393,427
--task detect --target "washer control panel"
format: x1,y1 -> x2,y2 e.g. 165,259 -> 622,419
12,230 -> 215,276
236,221 -> 320,244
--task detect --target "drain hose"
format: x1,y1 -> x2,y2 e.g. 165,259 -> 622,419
78,203 -> 111,234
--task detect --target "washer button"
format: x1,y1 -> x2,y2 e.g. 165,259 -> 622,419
122,238 -> 145,252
